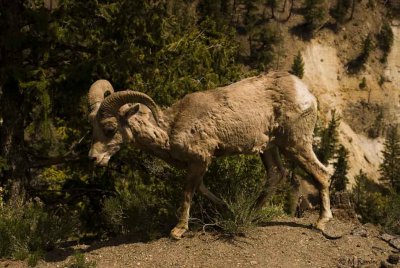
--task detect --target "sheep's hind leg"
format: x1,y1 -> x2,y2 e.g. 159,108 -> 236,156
198,182 -> 224,206
170,162 -> 208,240
255,147 -> 287,209
283,145 -> 333,231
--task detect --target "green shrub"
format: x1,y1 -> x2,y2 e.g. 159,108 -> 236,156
27,250 -> 43,267
359,77 -> 367,90
385,194 -> 400,234
0,157 -> 10,179
269,176 -> 296,215
101,152 -> 183,239
201,155 -> 284,235
205,155 -> 266,195
352,170 -> 400,234
213,194 -> 283,235
352,170 -> 387,223
102,187 -> 177,239
102,153 -> 287,238
0,200 -> 76,260
67,253 -> 96,268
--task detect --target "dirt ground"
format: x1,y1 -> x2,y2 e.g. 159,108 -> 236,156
1,211 -> 398,268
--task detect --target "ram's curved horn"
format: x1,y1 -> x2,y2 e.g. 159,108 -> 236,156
98,90 -> 160,125
88,80 -> 114,114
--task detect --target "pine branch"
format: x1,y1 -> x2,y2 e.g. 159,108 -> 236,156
28,155 -> 87,168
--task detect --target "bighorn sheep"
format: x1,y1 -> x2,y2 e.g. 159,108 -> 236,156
88,72 -> 333,239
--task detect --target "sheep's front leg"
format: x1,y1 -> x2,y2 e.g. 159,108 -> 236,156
170,162 -> 207,240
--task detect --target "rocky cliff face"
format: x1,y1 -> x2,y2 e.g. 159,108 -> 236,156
262,2 -> 400,186
301,21 -> 400,185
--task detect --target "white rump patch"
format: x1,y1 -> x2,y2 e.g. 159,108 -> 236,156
293,77 -> 316,110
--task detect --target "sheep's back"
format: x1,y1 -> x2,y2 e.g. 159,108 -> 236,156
169,75 -> 280,158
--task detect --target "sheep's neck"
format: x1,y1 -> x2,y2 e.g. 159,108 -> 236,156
129,106 -> 189,168
134,125 -> 169,153
128,111 -> 175,163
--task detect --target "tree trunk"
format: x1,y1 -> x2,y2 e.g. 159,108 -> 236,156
282,0 -> 287,12
0,0 -> 27,205
232,0 -> 237,26
285,0 -> 294,22
0,79 -> 27,205
350,0 -> 356,20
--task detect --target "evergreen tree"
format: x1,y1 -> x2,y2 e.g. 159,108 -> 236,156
0,0 -> 52,203
347,33 -> 374,73
379,125 -> 400,191
251,24 -> 282,70
316,110 -> 339,164
303,0 -> 327,32
377,21 -> 394,62
0,0 -> 246,205
197,0 -> 233,29
362,34 -> 374,59
243,0 -> 260,28
331,0 -> 351,24
266,0 -> 277,19
368,106 -> 384,138
290,51 -> 305,78
353,169 -> 369,205
330,145 -> 349,193
350,0 -> 356,19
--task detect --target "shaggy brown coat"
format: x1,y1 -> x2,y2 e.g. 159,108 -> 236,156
88,72 -> 332,239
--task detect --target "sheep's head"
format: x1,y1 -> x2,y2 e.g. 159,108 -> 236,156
87,80 -> 160,166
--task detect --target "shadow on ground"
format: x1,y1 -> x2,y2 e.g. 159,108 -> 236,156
43,233 -> 160,263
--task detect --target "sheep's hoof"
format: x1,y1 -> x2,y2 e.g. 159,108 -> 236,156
313,217 -> 343,240
314,214 -> 333,232
315,209 -> 333,230
315,220 -> 326,231
313,214 -> 343,240
170,226 -> 188,240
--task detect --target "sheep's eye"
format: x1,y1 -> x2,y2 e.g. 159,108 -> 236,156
100,117 -> 118,137
104,127 -> 116,138
104,90 -> 112,98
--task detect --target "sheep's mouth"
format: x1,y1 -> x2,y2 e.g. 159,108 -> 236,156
95,155 -> 110,167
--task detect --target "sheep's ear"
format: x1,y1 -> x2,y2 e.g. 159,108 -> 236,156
121,103 -> 140,119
